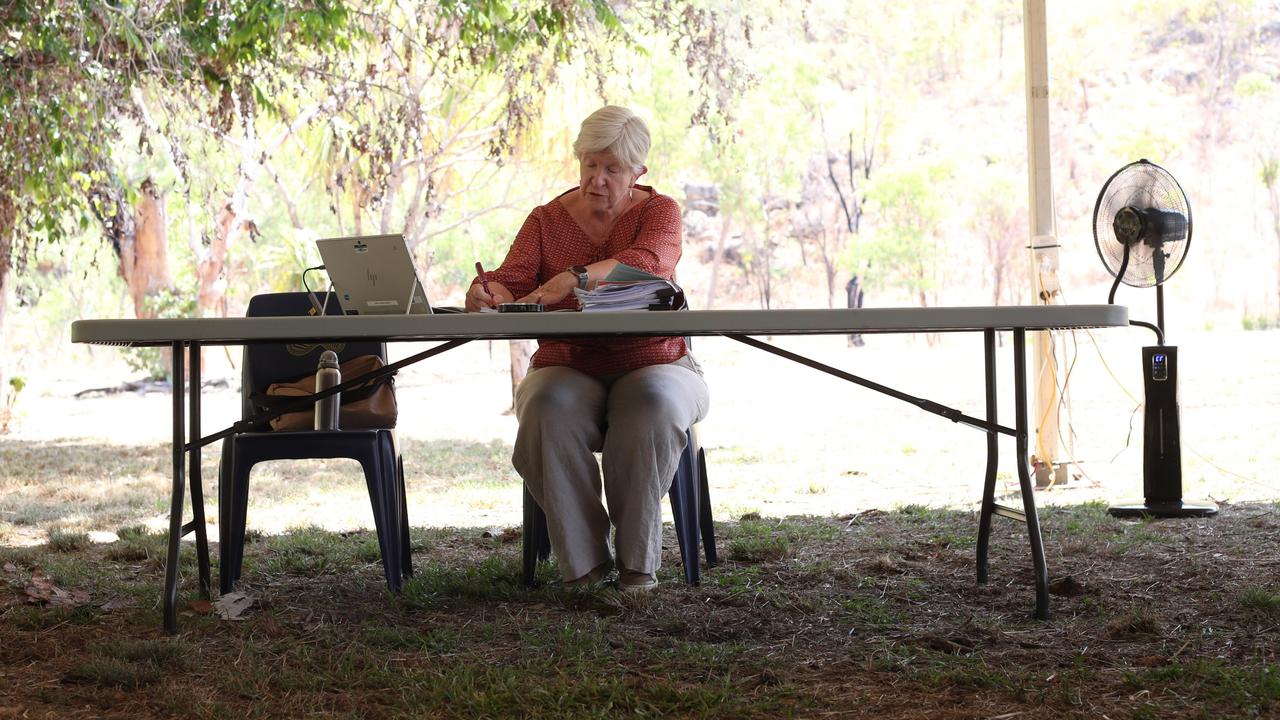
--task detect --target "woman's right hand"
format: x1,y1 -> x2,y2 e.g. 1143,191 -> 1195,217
465,280 -> 514,311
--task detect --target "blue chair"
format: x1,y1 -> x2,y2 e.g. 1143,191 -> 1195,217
522,425 -> 716,586
218,292 -> 411,594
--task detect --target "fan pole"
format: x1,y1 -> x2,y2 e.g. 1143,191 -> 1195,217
1156,284 -> 1166,338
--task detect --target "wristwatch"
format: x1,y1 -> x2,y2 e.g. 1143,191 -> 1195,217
569,265 -> 589,290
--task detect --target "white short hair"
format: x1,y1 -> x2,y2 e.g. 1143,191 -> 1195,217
572,106 -> 650,172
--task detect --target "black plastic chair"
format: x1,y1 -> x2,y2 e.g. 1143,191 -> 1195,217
522,425 -> 717,586
217,292 -> 412,594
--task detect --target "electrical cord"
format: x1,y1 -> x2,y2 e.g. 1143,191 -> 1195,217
1032,245 -> 1269,496
1073,311 -> 1271,495
1129,319 -> 1164,345
1036,277 -> 1137,489
302,265 -> 331,316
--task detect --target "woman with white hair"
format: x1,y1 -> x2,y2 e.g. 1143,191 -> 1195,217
465,105 -> 710,591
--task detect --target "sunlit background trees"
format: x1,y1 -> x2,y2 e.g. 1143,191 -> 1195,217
2,0 -> 1278,389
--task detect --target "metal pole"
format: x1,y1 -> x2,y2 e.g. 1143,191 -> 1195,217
1156,284 -> 1166,340
976,330 -> 999,585
1014,329 -> 1051,619
163,342 -> 185,635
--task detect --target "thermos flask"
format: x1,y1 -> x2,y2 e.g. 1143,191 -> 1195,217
315,350 -> 341,430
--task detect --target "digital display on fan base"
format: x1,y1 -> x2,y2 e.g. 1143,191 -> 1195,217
1151,353 -> 1169,381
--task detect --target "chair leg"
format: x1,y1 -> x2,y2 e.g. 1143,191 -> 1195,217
521,486 -> 543,587
358,443 -> 401,593
218,439 -> 235,595
397,455 -> 412,578
378,436 -> 405,591
224,445 -> 254,593
697,447 -> 717,566
521,429 -> 712,588
669,440 -> 701,586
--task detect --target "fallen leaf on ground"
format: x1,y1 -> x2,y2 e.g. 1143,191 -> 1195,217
24,567 -> 89,608
480,527 -> 522,543
214,592 -> 254,620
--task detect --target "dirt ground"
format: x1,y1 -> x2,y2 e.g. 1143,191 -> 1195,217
1,502 -> 1277,718
1,327 -> 1278,718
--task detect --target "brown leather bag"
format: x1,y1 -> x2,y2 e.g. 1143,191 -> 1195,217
257,354 -> 398,431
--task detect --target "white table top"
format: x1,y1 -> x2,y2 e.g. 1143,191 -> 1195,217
70,305 -> 1128,347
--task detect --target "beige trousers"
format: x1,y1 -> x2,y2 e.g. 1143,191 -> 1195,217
512,355 -> 710,581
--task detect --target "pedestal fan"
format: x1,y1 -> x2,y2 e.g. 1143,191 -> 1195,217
1093,159 -> 1217,518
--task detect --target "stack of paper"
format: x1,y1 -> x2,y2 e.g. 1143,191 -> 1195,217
573,263 -> 685,312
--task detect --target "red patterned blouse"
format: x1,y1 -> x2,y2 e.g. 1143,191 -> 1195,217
480,185 -> 689,378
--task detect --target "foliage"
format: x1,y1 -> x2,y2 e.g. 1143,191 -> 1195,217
0,0 -> 757,332
4,0 -> 1280,334
851,163 -> 952,304
0,375 -> 23,434
0,0 -> 353,272
1240,312 -> 1280,331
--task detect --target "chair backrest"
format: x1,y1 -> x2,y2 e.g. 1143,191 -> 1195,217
240,292 -> 388,418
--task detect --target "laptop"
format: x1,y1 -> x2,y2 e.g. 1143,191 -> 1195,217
316,234 -> 432,315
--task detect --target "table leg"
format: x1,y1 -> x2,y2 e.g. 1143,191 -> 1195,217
976,329 -> 998,584
1013,328 -> 1050,620
188,343 -> 212,598
163,342 -> 186,635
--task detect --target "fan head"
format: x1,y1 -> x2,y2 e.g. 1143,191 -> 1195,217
1093,159 -> 1192,288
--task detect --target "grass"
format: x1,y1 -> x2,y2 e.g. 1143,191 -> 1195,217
2,504 -> 1279,718
1240,587 -> 1280,619
1128,660 -> 1280,715
722,515 -> 842,562
3,385 -> 1280,720
65,639 -> 188,688
46,529 -> 91,552
399,555 -> 546,609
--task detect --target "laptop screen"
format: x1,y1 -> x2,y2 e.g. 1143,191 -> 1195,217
315,234 -> 432,315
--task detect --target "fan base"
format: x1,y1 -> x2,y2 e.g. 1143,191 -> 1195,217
1108,499 -> 1219,518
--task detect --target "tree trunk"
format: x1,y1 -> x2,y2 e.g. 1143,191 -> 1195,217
508,340 -> 535,412
0,193 -> 12,415
196,199 -> 254,317
705,215 -> 731,310
127,179 -> 176,319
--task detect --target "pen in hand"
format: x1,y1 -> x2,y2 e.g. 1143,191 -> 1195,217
474,261 -> 494,302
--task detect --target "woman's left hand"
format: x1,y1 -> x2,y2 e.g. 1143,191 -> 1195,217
516,271 -> 576,306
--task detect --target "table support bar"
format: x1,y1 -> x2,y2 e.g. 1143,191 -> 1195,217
726,330 -> 1050,620
723,334 -> 1015,436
